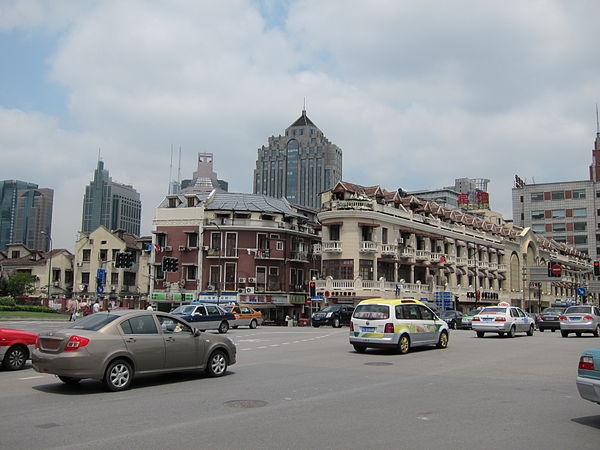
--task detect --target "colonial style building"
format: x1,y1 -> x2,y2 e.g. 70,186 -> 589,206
316,182 -> 592,312
0,243 -> 73,300
151,191 -> 321,322
72,226 -> 151,308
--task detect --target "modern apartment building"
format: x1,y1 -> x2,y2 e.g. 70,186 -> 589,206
315,181 -> 592,312
0,180 -> 53,252
151,191 -> 321,322
512,131 -> 600,260
81,160 -> 141,236
253,109 -> 343,210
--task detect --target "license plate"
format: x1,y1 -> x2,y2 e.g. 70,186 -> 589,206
570,317 -> 581,321
545,316 -> 556,320
483,318 -> 493,321
362,327 -> 376,332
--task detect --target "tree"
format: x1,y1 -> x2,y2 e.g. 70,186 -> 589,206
7,273 -> 36,298
0,276 -> 8,296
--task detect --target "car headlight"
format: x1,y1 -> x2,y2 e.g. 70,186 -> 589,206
326,312 -> 333,318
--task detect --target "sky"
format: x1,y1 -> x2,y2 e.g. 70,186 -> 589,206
2,0 -> 600,251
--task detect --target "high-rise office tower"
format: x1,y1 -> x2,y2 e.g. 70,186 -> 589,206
81,160 -> 141,235
253,109 -> 343,209
0,180 -> 54,251
180,152 -> 229,195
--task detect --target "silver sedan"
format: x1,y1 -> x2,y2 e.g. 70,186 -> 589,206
560,305 -> 600,338
32,310 -> 236,391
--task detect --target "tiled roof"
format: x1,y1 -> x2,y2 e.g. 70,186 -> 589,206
205,192 -> 304,218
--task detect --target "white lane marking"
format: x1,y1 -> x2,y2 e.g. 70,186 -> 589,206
19,376 -> 44,380
281,342 -> 290,345
256,346 -> 268,349
270,344 -> 280,347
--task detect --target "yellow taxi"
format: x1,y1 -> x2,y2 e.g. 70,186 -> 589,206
349,298 -> 449,354
222,304 -> 263,329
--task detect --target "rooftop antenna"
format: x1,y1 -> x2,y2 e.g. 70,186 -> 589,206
596,104 -> 599,134
178,146 -> 182,185
303,97 -> 306,114
168,144 -> 173,192
97,148 -> 101,162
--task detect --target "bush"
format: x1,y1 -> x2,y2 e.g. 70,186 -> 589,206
0,296 -> 16,306
0,305 -> 60,313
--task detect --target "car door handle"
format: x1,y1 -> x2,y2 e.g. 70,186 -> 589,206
126,337 -> 136,343
166,337 -> 175,342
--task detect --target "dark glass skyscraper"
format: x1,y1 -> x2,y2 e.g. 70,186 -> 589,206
0,180 -> 53,251
253,109 -> 343,209
82,161 -> 141,235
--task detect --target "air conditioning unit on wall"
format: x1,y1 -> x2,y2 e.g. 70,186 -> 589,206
245,287 -> 255,294
238,277 -> 247,283
179,245 -> 187,251
207,284 -> 215,291
247,277 -> 256,283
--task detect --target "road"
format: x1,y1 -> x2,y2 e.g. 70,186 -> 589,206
1,320 -> 599,449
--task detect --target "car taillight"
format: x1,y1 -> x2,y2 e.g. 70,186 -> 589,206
472,317 -> 480,321
384,323 -> 395,333
35,336 -> 40,349
583,315 -> 594,320
64,335 -> 90,351
349,322 -> 354,332
579,355 -> 595,371
559,316 -> 567,321
495,317 -> 506,322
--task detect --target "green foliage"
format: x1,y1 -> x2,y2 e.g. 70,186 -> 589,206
0,296 -> 16,306
7,273 -> 36,297
0,304 -> 59,313
0,277 -> 8,296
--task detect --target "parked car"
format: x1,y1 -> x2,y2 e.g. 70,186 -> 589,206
349,298 -> 449,354
577,348 -> 600,405
32,310 -> 236,391
222,305 -> 263,329
170,303 -> 235,333
312,304 -> 355,328
1,328 -> 38,370
440,310 -> 464,329
537,307 -> 566,332
559,305 -> 600,337
472,305 -> 535,338
461,307 -> 484,329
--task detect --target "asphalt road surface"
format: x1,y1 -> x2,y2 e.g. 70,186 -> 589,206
1,320 -> 599,449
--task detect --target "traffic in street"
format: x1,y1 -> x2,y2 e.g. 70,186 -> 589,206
1,318 -> 600,450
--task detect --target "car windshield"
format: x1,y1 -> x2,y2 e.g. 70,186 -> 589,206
321,306 -> 341,312
353,304 -> 389,319
441,311 -> 455,318
542,308 -> 564,314
171,305 -> 196,315
466,308 -> 483,316
480,307 -> 507,314
565,306 -> 592,314
67,313 -> 120,331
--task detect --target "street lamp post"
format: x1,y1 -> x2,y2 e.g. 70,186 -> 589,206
41,231 -> 52,304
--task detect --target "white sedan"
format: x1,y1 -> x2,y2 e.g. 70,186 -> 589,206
472,306 -> 535,338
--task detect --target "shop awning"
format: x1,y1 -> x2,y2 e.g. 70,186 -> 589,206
497,273 -> 506,280
467,242 -> 476,249
456,240 -> 467,247
444,237 -> 455,244
444,267 -> 454,274
467,269 -> 475,276
478,245 -> 488,251
488,248 -> 497,254
455,268 -> 465,275
240,303 -> 276,309
497,249 -> 505,255
477,271 -> 486,278
487,273 -> 495,279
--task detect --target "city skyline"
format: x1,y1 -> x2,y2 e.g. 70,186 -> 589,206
3,1 -> 600,249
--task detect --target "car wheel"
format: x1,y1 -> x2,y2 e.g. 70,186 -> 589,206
58,376 -> 81,385
205,350 -> 228,377
539,328 -> 544,332
561,331 -> 569,337
397,334 -> 410,354
551,329 -> 555,332
527,325 -> 534,336
507,326 -> 516,338
249,319 -> 258,329
594,325 -> 600,337
333,317 -> 340,328
218,321 -> 229,334
232,325 -> 238,329
353,344 -> 367,353
312,324 -> 320,328
498,332 -> 505,337
437,331 -> 449,349
103,359 -> 133,392
2,345 -> 27,370
476,331 -> 485,338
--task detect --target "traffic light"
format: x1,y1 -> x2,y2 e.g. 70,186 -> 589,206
123,251 -> 134,268
594,261 -> 600,276
114,252 -> 125,268
309,281 -> 316,297
161,257 -> 179,272
171,257 -> 178,272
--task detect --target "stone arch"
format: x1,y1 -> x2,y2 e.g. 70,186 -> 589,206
510,251 -> 521,291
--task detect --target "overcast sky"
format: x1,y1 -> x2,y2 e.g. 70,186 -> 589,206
2,0 -> 600,250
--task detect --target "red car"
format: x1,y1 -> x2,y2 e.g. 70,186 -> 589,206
1,328 -> 38,370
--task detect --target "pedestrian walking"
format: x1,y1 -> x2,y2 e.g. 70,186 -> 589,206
69,299 -> 80,321
92,299 -> 100,313
146,304 -> 154,311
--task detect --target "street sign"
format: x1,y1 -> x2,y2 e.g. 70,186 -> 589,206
528,266 -> 562,282
96,285 -> 104,294
577,287 -> 587,296
550,263 -> 562,277
97,268 -> 106,285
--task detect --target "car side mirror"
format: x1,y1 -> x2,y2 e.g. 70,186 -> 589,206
193,328 -> 202,337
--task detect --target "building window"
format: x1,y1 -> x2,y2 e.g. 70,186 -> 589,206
574,235 -> 588,245
382,227 -> 388,244
551,191 -> 564,200
552,209 -> 566,219
186,265 -> 197,281
268,267 -> 279,291
572,189 -> 586,199
100,249 -> 108,261
573,208 -> 587,217
155,233 -> 166,248
552,223 -> 566,232
81,272 -> 90,284
329,224 -> 340,241
531,210 -> 544,220
531,224 -> 545,233
554,236 -> 566,243
209,265 -> 221,288
276,241 -> 283,251
359,259 -> 374,280
573,222 -> 587,231
225,232 -> 237,257
257,233 -> 268,250
155,265 -> 164,280
187,233 -> 198,248
322,259 -> 354,280
531,192 -> 544,201
11,250 -> 20,258
82,249 -> 91,262
256,266 -> 266,291
211,232 -> 221,251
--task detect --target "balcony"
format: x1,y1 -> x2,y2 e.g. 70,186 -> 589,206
381,244 -> 398,256
455,257 -> 468,266
415,250 -> 431,260
468,259 -> 476,267
430,252 -> 445,263
312,244 -> 322,255
401,248 -> 415,258
289,251 -> 309,262
360,241 -> 377,253
488,262 -> 498,270
322,241 -> 342,253
443,255 -> 456,265
497,264 -> 507,272
478,261 -> 489,270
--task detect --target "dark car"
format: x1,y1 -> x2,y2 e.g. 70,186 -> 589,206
32,310 -> 236,391
312,304 -> 355,328
440,310 -> 464,329
537,307 -> 566,332
170,303 -> 235,333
